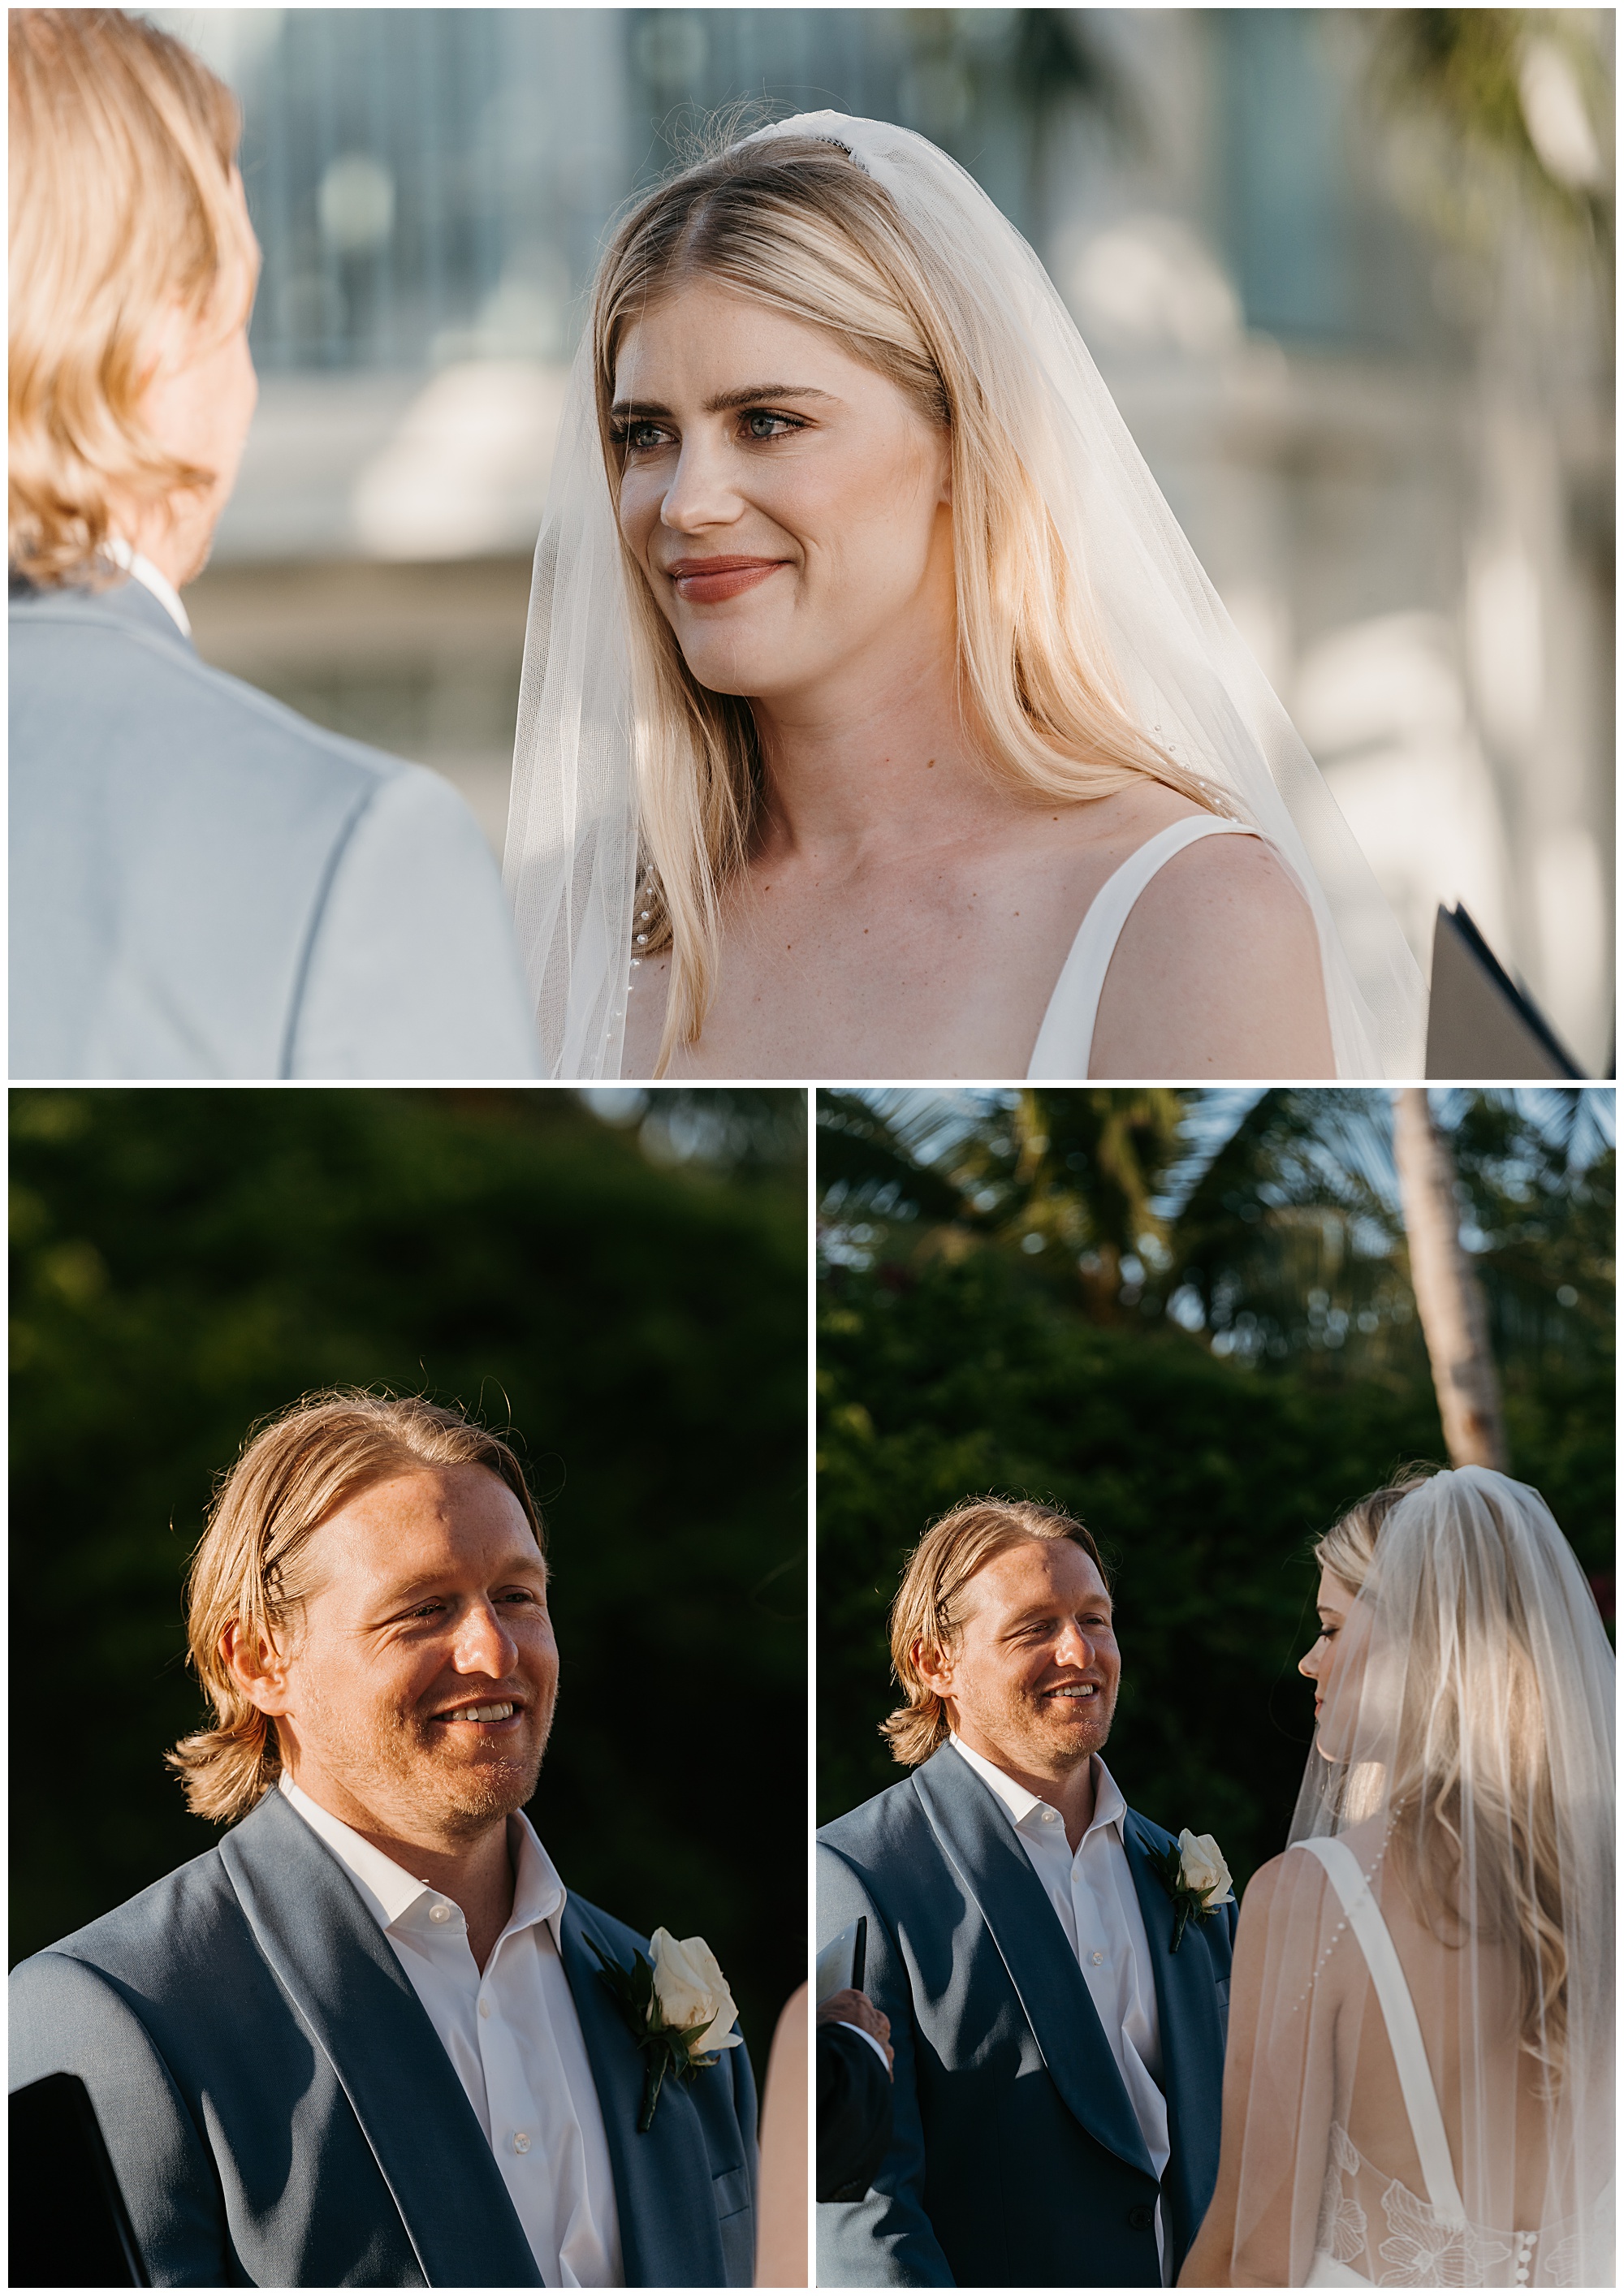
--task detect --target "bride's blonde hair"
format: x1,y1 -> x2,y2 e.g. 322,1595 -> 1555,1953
591,132 -> 1223,1074
1316,1471 -> 1575,2081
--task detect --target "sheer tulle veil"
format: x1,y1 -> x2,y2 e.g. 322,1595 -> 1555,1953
1227,1468 -> 1613,2285
504,110 -> 1428,1079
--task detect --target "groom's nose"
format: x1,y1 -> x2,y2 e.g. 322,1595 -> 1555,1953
1053,1619 -> 1099,1668
450,1596 -> 520,1678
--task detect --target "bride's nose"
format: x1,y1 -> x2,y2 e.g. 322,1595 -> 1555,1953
1298,1638 -> 1323,1681
659,431 -> 741,533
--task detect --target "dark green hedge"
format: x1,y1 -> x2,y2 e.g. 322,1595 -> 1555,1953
10,1088 -> 806,2060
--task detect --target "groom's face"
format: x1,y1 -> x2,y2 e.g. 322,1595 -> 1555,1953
932,1538 -> 1120,1780
263,1464 -> 559,1848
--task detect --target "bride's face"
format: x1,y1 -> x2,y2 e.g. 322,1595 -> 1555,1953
1298,1565 -> 1370,1763
611,280 -> 955,709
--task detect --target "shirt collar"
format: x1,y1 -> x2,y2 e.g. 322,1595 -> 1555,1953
102,536 -> 192,637
950,1733 -> 1128,1848
278,1772 -> 567,1945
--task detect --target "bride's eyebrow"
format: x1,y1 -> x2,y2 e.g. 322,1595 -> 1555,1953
609,385 -> 836,420
706,383 -> 836,412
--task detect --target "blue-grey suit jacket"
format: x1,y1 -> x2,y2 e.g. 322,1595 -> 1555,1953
817,1743 -> 1236,2287
10,576 -> 542,1079
8,1789 -> 757,2287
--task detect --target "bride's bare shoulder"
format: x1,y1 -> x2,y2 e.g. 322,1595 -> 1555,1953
1092,827 -> 1332,1077
1146,818 -> 1312,913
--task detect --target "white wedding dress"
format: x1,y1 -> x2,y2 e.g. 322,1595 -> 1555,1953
1026,816 -> 1260,1077
1298,1837 -> 1598,2289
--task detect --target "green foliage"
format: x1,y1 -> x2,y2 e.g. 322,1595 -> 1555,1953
817,1243 -> 1612,1889
1365,9 -> 1613,255
820,1088 -> 1613,1387
10,1088 -> 806,2060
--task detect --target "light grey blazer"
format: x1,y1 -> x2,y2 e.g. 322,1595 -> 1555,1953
9,576 -> 542,1079
9,1787 -> 758,2287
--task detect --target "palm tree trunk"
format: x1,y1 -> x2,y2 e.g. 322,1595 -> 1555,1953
1392,1090 -> 1508,1468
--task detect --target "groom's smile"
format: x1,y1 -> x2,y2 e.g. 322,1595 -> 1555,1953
915,1537 -> 1121,1793
232,1461 -> 560,1854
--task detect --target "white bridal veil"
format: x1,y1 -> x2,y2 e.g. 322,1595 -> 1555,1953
504,110 -> 1429,1080
1226,1469 -> 1613,2286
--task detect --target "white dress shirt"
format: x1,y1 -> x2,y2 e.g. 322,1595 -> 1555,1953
279,1776 -> 624,2287
951,1736 -> 1172,2276
103,536 -> 192,637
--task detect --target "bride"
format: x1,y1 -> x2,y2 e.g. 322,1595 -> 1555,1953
1179,1468 -> 1613,2287
504,113 -> 1427,1081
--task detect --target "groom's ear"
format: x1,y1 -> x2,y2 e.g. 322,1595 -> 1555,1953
913,1635 -> 955,1698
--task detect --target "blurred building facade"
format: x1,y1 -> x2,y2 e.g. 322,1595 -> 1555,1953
162,7 -> 1615,1071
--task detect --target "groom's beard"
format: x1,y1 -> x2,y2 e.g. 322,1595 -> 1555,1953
296,1674 -> 555,1845
1021,1673 -> 1118,1768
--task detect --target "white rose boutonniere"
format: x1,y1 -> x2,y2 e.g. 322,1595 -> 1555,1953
587,1926 -> 742,2130
1147,1828 -> 1235,1954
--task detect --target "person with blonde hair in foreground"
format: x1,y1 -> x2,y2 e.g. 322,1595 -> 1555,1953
8,11 -> 539,1080
1180,1467 -> 1613,2287
9,1392 -> 756,2285
817,1495 -> 1237,2285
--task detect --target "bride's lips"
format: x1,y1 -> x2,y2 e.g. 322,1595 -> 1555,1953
663,555 -> 786,604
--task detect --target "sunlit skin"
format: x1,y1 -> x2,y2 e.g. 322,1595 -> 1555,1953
914,1539 -> 1121,1851
612,280 -> 1332,1081
1297,1563 -> 1370,1765
110,167 -> 261,590
224,1464 -> 557,1970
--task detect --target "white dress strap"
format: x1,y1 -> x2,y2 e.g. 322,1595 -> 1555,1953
1026,816 -> 1261,1080
1295,1836 -> 1467,2226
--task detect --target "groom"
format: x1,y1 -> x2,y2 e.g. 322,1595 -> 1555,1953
818,1497 -> 1234,2286
10,11 -> 540,1079
9,1392 -> 756,2285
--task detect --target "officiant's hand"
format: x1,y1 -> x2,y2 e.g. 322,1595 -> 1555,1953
818,1988 -> 893,2075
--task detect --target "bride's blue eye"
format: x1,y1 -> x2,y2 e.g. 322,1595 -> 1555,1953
745,411 -> 798,440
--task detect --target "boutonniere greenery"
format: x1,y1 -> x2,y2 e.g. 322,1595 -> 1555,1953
587,1926 -> 742,2131
1147,1828 -> 1235,1954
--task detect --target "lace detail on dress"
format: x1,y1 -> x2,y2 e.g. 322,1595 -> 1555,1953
1318,2124 -> 1370,2265
1320,2126 -> 1586,2286
1376,2177 -> 1513,2285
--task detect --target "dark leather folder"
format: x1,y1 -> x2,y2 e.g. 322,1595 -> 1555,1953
1425,904 -> 1585,1081
9,2070 -> 148,2286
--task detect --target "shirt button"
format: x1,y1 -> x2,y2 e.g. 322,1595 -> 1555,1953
1090,1950 -> 1104,1965
478,1996 -> 490,2018
513,2132 -> 531,2155
428,1903 -> 451,1923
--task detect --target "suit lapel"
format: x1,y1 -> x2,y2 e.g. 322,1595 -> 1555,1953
219,1791 -> 542,2289
558,1899 -> 725,2289
911,1746 -> 1153,2177
1121,1812 -> 1227,2249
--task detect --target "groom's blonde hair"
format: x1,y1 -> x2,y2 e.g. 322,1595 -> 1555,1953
882,1496 -> 1108,1766
591,130 -> 1224,1077
167,1391 -> 544,1823
8,9 -> 257,587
